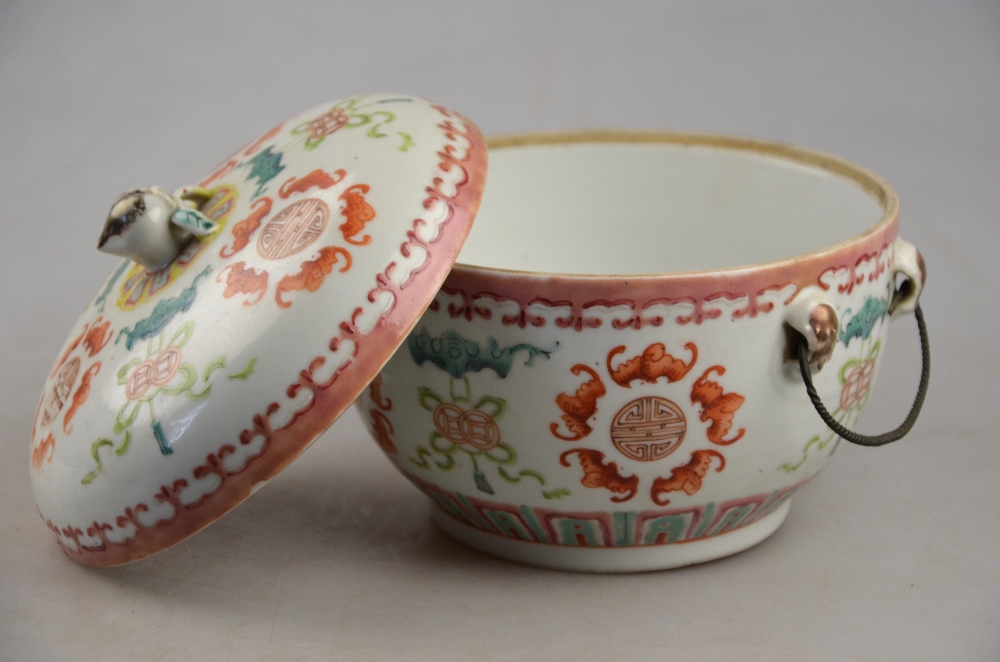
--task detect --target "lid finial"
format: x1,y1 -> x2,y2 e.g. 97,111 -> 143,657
97,186 -> 217,271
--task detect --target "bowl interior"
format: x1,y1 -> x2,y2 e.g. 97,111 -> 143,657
456,134 -> 890,275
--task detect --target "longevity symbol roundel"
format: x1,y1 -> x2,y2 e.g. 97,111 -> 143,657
257,198 -> 329,260
610,396 -> 686,462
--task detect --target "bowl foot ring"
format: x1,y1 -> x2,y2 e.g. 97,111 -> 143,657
430,498 -> 792,573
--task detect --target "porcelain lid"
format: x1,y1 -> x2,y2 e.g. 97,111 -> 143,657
30,94 -> 487,566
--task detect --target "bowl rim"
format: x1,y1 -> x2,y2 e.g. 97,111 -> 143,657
451,130 -> 899,280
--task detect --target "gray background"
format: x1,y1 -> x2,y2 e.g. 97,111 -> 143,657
1,1 -> 997,660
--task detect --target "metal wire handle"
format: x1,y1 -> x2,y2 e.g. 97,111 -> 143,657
797,304 -> 930,447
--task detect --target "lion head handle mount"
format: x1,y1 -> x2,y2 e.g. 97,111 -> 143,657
784,286 -> 839,371
97,186 -> 218,272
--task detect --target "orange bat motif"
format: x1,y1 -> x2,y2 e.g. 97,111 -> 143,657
607,341 -> 698,387
50,324 -> 88,378
650,449 -> 726,506
82,317 -> 113,357
338,184 -> 376,245
367,375 -> 396,455
63,363 -> 101,434
560,448 -> 639,502
278,168 -> 346,199
219,197 -> 273,258
368,374 -> 392,411
31,433 -> 55,470
690,366 -> 746,445
275,246 -> 352,309
550,365 -> 607,441
370,410 -> 397,455
217,262 -> 269,306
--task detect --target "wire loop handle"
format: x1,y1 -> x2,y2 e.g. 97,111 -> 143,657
797,304 -> 929,447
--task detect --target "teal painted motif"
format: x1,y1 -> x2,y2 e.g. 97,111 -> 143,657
94,259 -> 130,312
239,146 -> 285,199
413,475 -> 804,548
840,294 -> 890,347
170,207 -> 217,237
117,267 -> 210,350
408,328 -> 555,378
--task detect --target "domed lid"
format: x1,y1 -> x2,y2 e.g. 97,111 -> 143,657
30,93 -> 487,566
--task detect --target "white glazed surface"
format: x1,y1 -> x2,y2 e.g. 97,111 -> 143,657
4,4 -> 994,658
461,142 -> 885,273
29,94 -> 487,566
359,136 -> 915,571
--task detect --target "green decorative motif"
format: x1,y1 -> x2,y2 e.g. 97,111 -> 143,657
410,377 -> 568,499
228,357 -> 257,380
290,96 -> 414,151
781,288 -> 893,473
117,267 -> 211,350
839,294 -> 890,347
414,476 -> 804,547
83,321 -> 257,484
408,328 -> 555,379
779,339 -> 882,473
239,145 -> 285,199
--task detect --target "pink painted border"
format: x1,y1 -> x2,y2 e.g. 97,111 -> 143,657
437,224 -> 896,330
48,104 -> 488,567
410,473 -> 813,548
435,147 -> 899,329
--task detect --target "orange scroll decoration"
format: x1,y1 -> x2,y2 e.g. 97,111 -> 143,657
278,168 -> 346,199
275,246 -> 352,309
550,365 -> 606,441
690,366 -> 746,446
560,448 -> 639,502
339,184 -> 376,246
218,262 -> 268,307
220,197 -> 273,258
607,342 -> 698,387
649,449 -> 725,506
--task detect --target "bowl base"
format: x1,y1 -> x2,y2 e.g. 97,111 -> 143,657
431,499 -> 792,573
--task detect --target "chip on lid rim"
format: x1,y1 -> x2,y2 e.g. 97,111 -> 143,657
29,93 -> 487,566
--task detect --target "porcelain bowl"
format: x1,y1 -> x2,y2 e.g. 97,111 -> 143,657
357,131 -> 925,572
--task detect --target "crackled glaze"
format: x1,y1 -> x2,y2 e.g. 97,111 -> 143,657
32,94 -> 487,567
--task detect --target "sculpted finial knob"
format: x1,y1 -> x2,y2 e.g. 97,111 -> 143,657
97,186 -> 217,272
